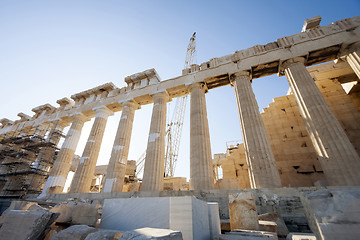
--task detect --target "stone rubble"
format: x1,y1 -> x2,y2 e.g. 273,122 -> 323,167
0,201 -> 49,226
0,210 -> 59,240
50,199 -> 100,227
50,225 -> 97,240
84,229 -> 124,240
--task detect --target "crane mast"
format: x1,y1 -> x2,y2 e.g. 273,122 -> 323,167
164,32 -> 196,177
184,32 -> 196,69
137,32 -> 196,178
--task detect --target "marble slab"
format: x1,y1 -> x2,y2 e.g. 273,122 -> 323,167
101,196 -> 214,240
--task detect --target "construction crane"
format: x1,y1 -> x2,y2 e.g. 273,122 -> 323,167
164,32 -> 196,177
136,32 -> 196,177
184,32 -> 197,69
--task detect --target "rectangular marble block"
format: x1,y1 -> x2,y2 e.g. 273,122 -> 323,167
208,202 -> 221,239
100,196 -> 213,240
229,192 -> 259,231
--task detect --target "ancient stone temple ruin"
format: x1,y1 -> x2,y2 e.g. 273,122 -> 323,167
0,16 -> 359,240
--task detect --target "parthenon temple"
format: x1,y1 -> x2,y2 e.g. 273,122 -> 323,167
0,16 -> 360,240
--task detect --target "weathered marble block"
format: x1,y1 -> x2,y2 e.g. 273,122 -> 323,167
300,188 -> 360,240
0,210 -> 58,240
100,196 -> 216,240
229,192 -> 259,230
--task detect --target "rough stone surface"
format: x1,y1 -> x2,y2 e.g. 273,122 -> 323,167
119,228 -> 182,240
286,233 -> 316,240
300,188 -> 360,240
229,192 -> 259,230
27,203 -> 48,212
258,212 -> 289,237
220,219 -> 231,232
1,200 -> 38,214
0,200 -> 41,225
0,210 -> 58,240
50,225 -> 97,240
50,200 -> 99,226
84,229 -> 124,240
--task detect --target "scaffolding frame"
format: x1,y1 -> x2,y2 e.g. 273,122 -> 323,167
0,121 -> 64,198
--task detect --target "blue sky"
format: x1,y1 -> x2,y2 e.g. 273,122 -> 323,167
0,1 -> 359,179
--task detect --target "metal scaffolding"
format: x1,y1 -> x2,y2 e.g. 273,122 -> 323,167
0,122 -> 64,198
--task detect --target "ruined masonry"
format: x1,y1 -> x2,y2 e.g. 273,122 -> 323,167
0,16 -> 360,196
0,17 -> 360,196
0,15 -> 360,239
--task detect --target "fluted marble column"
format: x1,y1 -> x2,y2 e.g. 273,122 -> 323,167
40,113 -> 88,195
142,91 -> 168,191
189,82 -> 214,190
283,57 -> 360,186
231,71 -> 282,188
345,50 -> 360,79
70,107 -> 113,193
103,100 -> 139,192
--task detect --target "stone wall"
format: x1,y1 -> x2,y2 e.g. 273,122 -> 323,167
216,61 -> 360,188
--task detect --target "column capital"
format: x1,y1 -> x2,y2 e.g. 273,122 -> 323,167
338,42 -> 360,59
51,119 -> 70,129
229,71 -> 251,85
186,82 -> 208,93
343,50 -> 360,79
120,99 -> 141,110
151,90 -> 171,102
93,106 -> 114,118
279,57 -> 307,75
72,112 -> 91,123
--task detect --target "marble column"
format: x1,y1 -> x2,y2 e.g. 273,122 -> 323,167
70,107 -> 113,193
345,50 -> 360,79
230,71 -> 282,188
103,100 -> 139,192
283,57 -> 360,186
189,82 -> 214,190
40,113 -> 88,195
141,91 -> 168,191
